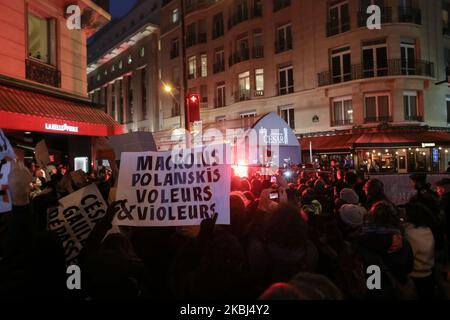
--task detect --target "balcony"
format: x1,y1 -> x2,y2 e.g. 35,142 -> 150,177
357,7 -> 392,27
275,39 -> 292,54
229,48 -> 250,66
273,0 -> 291,12
331,119 -> 353,127
327,20 -> 351,37
26,59 -> 61,88
318,59 -> 435,87
405,115 -> 424,122
198,33 -> 207,44
398,6 -> 421,25
214,98 -> 225,108
213,62 -> 225,74
252,46 -> 264,59
364,116 -> 393,124
235,90 -> 251,102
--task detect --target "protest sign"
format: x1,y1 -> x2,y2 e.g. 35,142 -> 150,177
47,184 -> 108,265
35,140 -> 50,168
114,145 -> 231,227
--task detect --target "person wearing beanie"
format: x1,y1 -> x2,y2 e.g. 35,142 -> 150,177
340,188 -> 359,205
339,204 -> 366,229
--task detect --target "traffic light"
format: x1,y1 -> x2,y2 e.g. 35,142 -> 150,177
187,93 -> 201,123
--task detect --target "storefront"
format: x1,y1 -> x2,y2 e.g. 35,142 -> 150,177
301,130 -> 450,173
0,83 -> 123,171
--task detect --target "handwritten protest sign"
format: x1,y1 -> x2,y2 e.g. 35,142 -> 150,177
35,140 -> 50,168
47,184 -> 108,265
114,145 -> 231,227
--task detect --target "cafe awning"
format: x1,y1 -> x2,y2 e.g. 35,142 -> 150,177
301,131 -> 450,151
0,84 -> 123,137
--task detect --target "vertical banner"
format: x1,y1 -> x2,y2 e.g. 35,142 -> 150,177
114,145 -> 231,227
47,184 -> 108,265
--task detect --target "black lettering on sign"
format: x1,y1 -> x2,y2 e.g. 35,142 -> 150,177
137,156 -> 152,171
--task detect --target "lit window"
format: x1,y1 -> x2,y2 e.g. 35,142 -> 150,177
188,56 -> 197,79
172,8 -> 179,23
255,69 -> 264,95
27,13 -> 56,65
200,54 -> 208,77
128,54 -> 133,64
140,47 -> 145,58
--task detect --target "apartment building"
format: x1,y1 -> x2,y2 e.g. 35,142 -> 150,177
160,0 -> 450,172
87,0 -> 161,133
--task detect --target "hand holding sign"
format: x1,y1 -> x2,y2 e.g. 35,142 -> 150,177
199,212 -> 218,240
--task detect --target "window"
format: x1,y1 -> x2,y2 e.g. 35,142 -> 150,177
401,42 -> 416,75
253,32 -> 264,58
443,1 -> 450,34
141,68 -> 147,120
112,65 -> 115,72
214,48 -> 225,73
198,19 -> 207,43
111,85 -> 116,120
213,13 -> 224,39
276,24 -> 292,53
278,65 -> 294,95
447,97 -> 450,123
362,40 -> 388,77
237,37 -> 250,61
216,116 -> 226,122
279,105 -> 295,129
404,91 -> 419,121
172,8 -> 179,23
27,13 -> 56,65
241,111 -> 256,118
126,76 -> 134,123
172,66 -> 180,86
255,68 -> 264,96
200,85 -> 208,103
128,54 -> 133,64
200,54 -> 208,77
171,39 -> 180,59
332,97 -> 353,126
328,1 -> 350,36
140,47 -> 145,58
188,56 -> 197,79
216,84 -> 226,108
187,23 -> 196,47
119,60 -> 123,69
364,93 -> 391,123
238,71 -> 251,101
331,47 -> 351,83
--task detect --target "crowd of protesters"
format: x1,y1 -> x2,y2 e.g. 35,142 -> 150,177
1,158 -> 450,300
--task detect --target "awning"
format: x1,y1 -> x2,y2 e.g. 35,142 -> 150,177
300,134 -> 359,152
0,84 -> 123,137
301,131 -> 450,151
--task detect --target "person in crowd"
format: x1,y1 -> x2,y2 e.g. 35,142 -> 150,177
403,202 -> 436,300
363,179 -> 389,209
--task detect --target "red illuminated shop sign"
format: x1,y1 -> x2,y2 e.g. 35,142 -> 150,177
0,111 -> 123,137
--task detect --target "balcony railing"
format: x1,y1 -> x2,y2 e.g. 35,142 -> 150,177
364,116 -> 393,124
26,59 -> 61,88
229,48 -> 250,66
357,7 -> 392,27
213,62 -> 225,74
252,46 -> 264,59
405,115 -> 424,122
332,119 -> 353,127
275,39 -> 292,54
398,6 -> 421,25
318,59 -> 435,87
235,90 -> 251,102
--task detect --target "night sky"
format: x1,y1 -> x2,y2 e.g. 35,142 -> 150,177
109,0 -> 138,18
